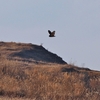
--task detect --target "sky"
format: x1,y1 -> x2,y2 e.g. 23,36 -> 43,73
0,0 -> 100,71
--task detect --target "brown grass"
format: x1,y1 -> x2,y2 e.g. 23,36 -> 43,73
0,58 -> 100,100
0,41 -> 100,100
0,97 -> 33,100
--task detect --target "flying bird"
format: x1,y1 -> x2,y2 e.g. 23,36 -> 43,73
48,30 -> 55,37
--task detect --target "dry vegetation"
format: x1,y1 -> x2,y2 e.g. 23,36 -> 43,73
0,42 -> 100,100
0,58 -> 100,100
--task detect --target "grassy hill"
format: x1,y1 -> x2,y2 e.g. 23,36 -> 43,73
0,41 -> 100,100
0,41 -> 66,64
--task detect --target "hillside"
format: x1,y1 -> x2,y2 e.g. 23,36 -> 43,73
0,41 -> 100,100
0,41 -> 66,64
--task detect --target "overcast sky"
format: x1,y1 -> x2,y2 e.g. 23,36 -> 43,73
0,0 -> 100,71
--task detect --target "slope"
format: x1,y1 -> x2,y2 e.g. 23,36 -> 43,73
0,41 -> 67,64
0,41 -> 100,100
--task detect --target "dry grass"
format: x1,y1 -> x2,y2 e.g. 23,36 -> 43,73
0,42 -> 100,100
0,97 -> 34,100
0,58 -> 100,100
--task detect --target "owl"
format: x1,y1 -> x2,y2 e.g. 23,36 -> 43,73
48,30 -> 55,37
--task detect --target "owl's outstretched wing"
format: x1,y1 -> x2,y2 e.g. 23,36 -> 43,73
48,30 -> 51,34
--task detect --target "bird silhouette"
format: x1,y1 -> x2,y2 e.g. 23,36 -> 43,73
48,30 -> 55,37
